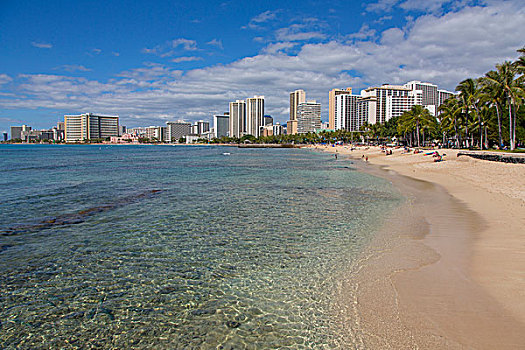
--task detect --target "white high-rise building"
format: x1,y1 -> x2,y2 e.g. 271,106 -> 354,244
438,89 -> 455,107
297,100 -> 321,134
229,100 -> 246,138
335,94 -> 378,132
145,126 -> 166,141
273,122 -> 283,136
404,81 -> 438,108
246,96 -> 265,138
196,121 -> 210,135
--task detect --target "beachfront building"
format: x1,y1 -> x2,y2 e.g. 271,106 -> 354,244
273,122 -> 283,136
287,89 -> 306,135
10,125 -> 28,140
110,133 -> 140,144
127,127 -> 147,137
246,96 -> 265,138
166,121 -> 191,142
146,126 -> 166,141
196,121 -> 210,135
438,89 -> 455,107
261,125 -> 273,137
64,113 -> 119,142
297,101 -> 321,134
229,100 -> 246,138
334,94 -> 375,131
264,115 -> 273,126
213,114 -> 229,138
329,88 -> 352,130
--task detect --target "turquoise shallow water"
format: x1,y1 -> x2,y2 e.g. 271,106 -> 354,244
0,144 -> 401,349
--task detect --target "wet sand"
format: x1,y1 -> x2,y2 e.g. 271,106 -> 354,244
315,145 -> 525,348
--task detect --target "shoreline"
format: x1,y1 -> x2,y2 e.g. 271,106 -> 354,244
313,145 -> 525,348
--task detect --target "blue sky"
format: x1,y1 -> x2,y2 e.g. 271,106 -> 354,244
0,0 -> 524,133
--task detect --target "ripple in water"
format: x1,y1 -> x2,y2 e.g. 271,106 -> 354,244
0,145 -> 401,348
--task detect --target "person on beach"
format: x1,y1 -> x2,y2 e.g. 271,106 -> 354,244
366,156 -> 368,162
335,154 -> 338,160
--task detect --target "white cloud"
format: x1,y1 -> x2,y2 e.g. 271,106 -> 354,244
172,56 -> 203,63
0,74 -> 12,85
207,39 -> 223,49
54,65 -> 92,72
366,0 -> 401,12
346,24 -> 377,40
171,38 -> 198,51
31,41 -> 52,49
143,38 -> 198,57
262,42 -> 297,54
244,10 -> 280,29
275,23 -> 326,42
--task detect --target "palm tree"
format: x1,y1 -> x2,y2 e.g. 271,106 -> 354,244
438,97 -> 462,147
456,78 -> 483,148
399,105 -> 435,147
481,70 -> 505,147
397,111 -> 413,146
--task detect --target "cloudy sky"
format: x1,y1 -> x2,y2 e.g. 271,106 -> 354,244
0,0 -> 524,132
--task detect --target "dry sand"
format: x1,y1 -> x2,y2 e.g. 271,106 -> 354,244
313,145 -> 525,348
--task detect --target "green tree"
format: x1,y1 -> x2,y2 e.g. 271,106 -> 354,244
398,105 -> 435,147
456,78 -> 483,148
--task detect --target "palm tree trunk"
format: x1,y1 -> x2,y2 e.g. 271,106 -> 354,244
509,99 -> 515,150
513,105 -> 518,150
474,105 -> 482,150
484,124 -> 488,149
495,103 -> 503,147
416,121 -> 420,147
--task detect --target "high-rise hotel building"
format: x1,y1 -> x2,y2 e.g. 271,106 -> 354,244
246,96 -> 265,138
64,113 -> 119,142
213,114 -> 230,138
166,121 -> 191,141
287,89 -> 305,135
297,101 -> 321,134
329,88 -> 352,130
229,100 -> 246,138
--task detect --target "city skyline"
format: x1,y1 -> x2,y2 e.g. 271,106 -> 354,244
0,0 -> 524,132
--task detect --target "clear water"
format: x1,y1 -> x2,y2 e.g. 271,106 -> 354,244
0,144 -> 401,349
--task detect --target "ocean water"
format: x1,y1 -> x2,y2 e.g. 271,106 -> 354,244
0,144 -> 401,349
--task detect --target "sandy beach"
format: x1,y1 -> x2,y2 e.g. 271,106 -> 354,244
313,145 -> 525,348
